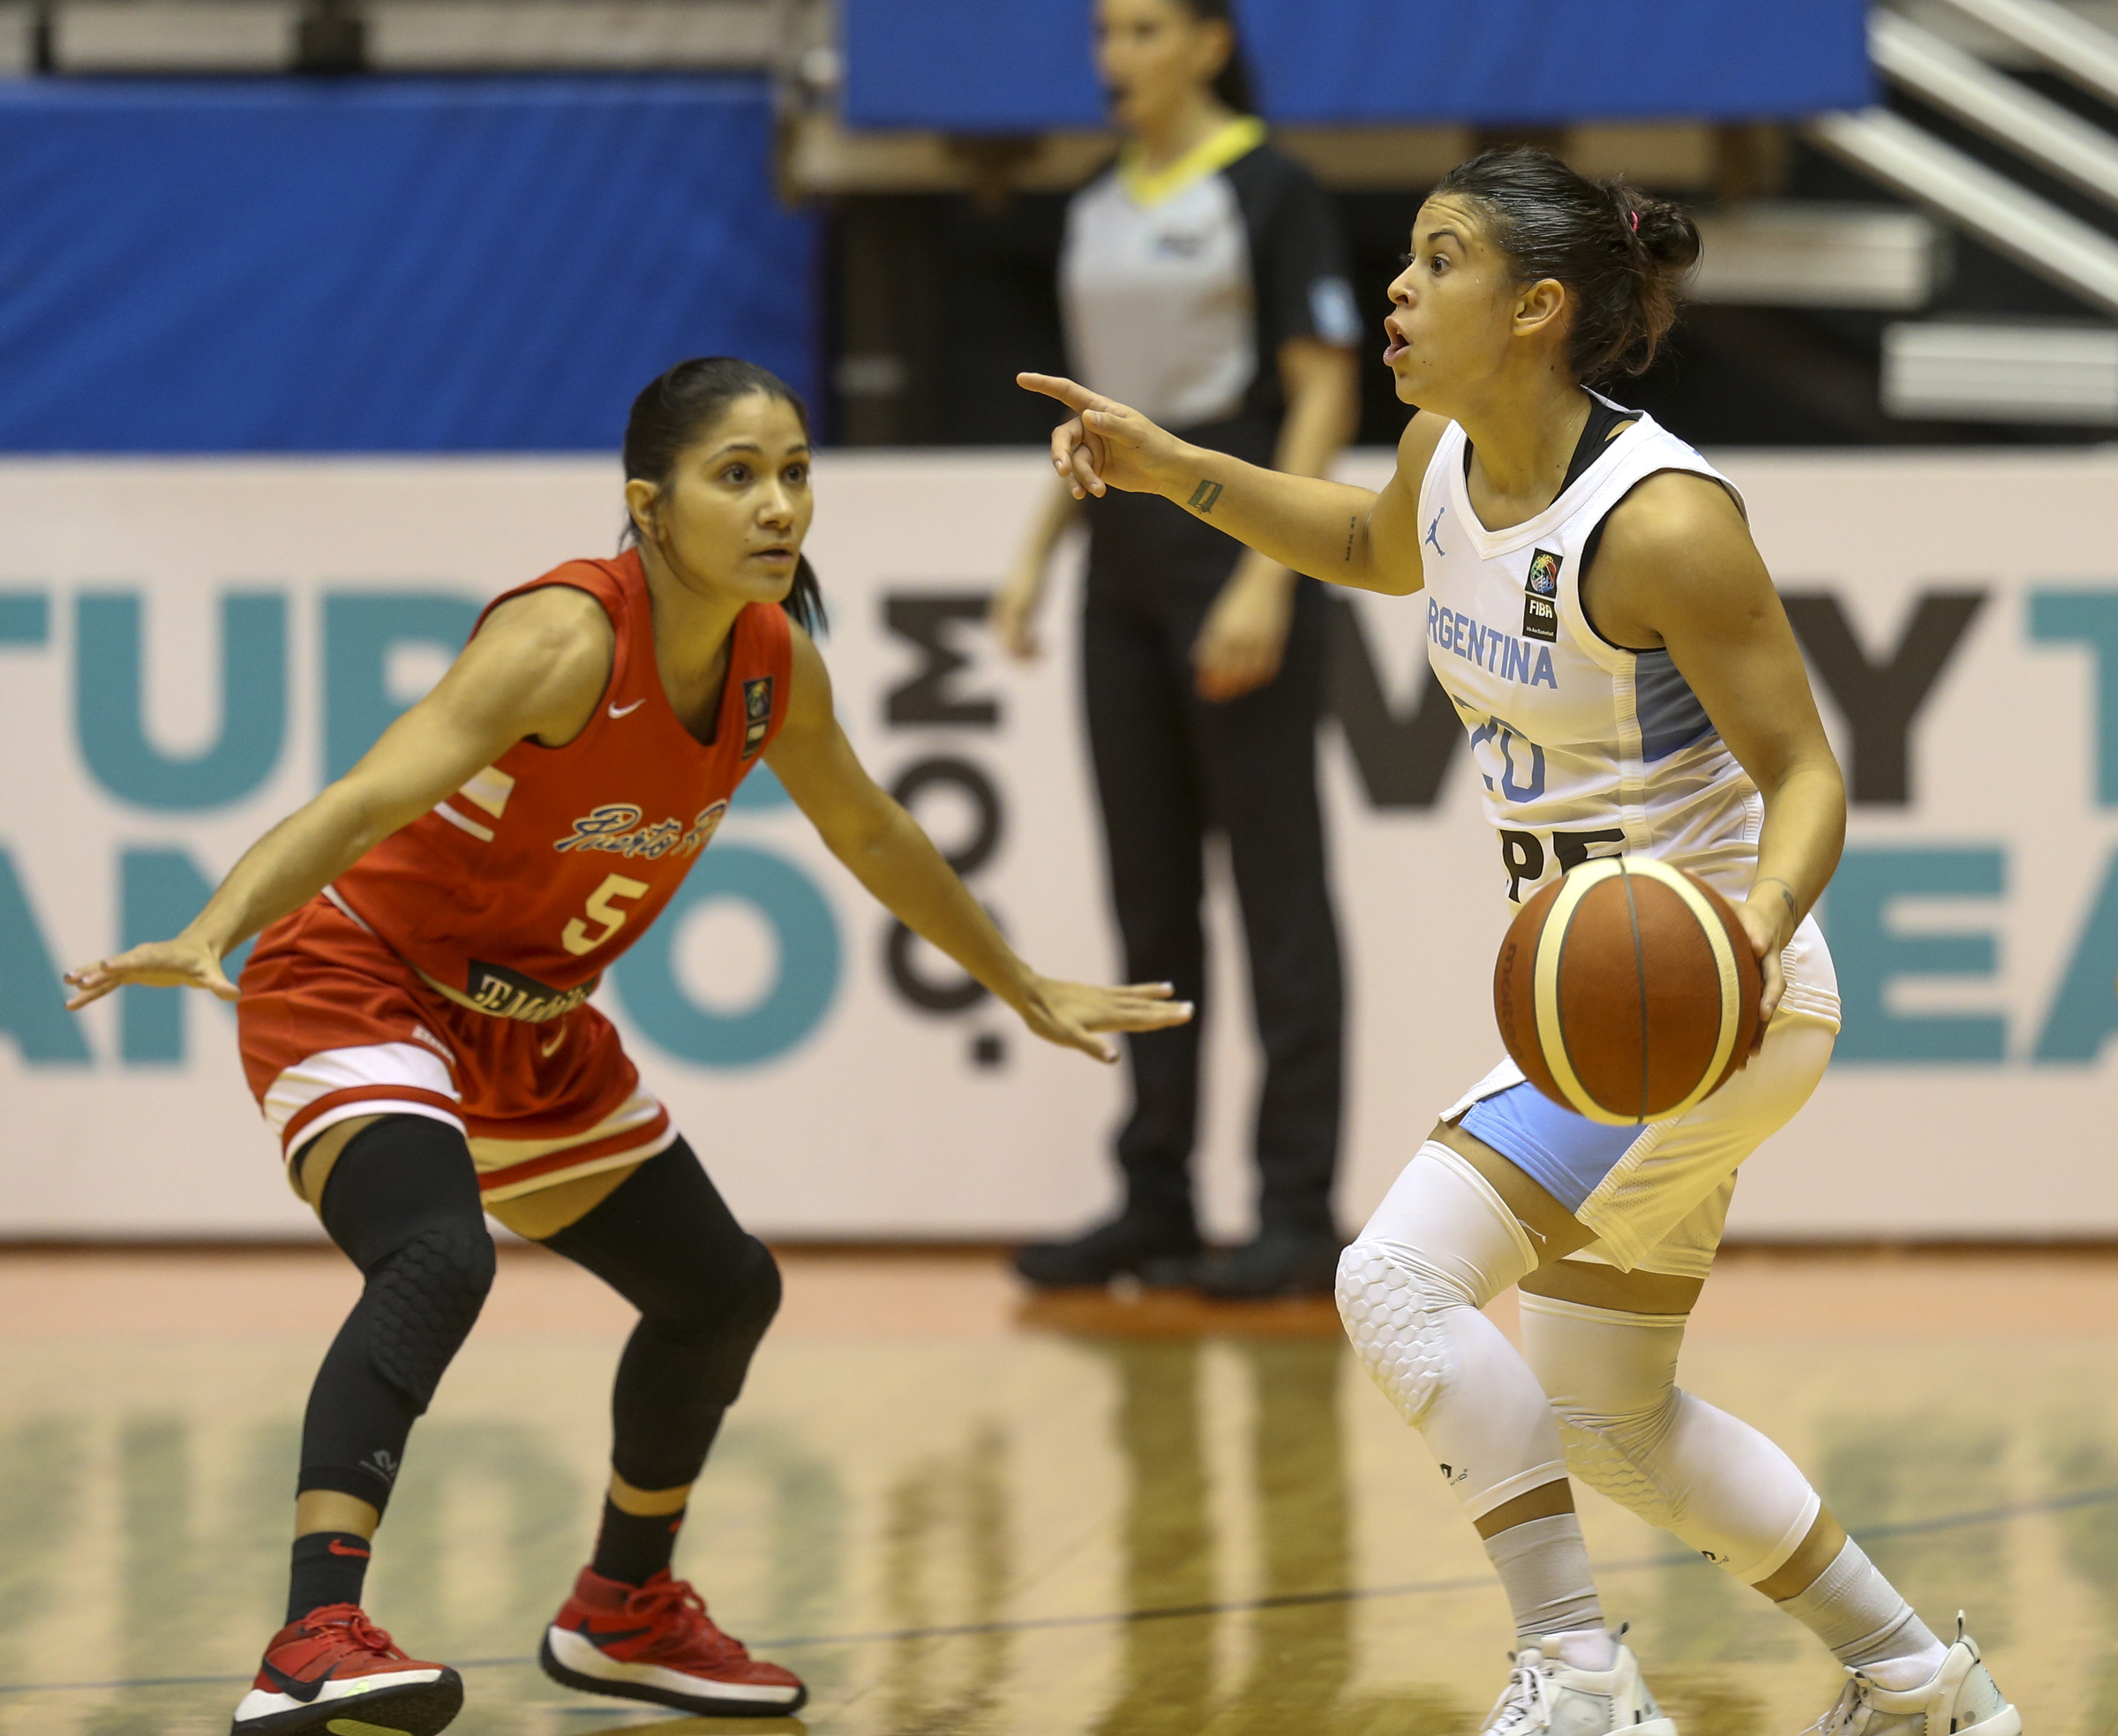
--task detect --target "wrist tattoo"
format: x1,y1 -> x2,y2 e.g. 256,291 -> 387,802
1754,876 -> 1799,920
1343,515 -> 1356,561
1187,478 -> 1222,515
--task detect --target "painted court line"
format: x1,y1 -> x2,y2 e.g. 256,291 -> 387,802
5,1484 -> 2114,1697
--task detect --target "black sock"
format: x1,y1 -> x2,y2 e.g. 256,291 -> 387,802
287,1531 -> 373,1624
591,1498 -> 685,1586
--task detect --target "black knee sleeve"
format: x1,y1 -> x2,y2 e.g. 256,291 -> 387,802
361,1219 -> 497,1406
640,1230 -> 781,1383
542,1141 -> 779,1492
298,1116 -> 494,1512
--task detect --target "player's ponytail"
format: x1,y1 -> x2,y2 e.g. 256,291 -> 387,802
1609,184 -> 1701,377
621,357 -> 829,636
1431,146 -> 1701,383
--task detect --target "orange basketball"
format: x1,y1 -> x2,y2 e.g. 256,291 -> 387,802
1492,858 -> 1762,1124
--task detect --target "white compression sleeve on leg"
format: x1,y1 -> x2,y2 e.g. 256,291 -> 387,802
1520,1292 -> 1821,1584
1336,1142 -> 1564,1519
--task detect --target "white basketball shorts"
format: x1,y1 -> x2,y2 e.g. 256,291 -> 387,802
1436,914 -> 1840,1278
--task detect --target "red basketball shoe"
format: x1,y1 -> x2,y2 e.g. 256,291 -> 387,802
538,1567 -> 806,1717
230,1604 -> 462,1735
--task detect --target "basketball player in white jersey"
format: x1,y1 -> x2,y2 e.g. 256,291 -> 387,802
1023,147 -> 2017,1736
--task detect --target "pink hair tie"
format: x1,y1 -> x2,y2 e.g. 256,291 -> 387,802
1629,209 -> 1640,233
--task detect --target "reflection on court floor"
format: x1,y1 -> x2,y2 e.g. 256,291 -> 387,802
0,1249 -> 2114,1735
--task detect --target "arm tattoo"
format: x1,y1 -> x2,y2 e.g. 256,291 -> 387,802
1754,876 -> 1799,921
1343,515 -> 1356,561
1186,479 -> 1222,515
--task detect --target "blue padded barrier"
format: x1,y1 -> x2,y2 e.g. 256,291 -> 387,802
844,0 -> 1871,131
0,77 -> 817,452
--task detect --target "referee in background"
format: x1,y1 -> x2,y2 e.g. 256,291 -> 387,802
993,0 -> 1361,1298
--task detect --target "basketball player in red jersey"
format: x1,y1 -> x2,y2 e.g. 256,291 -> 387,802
64,357 -> 1189,1736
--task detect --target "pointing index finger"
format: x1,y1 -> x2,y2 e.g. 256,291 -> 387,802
1017,372 -> 1098,411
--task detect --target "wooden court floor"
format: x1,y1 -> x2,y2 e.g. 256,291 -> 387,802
1,1244 -> 2114,1736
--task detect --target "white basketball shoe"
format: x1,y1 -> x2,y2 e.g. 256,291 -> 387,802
1476,1634 -> 1678,1736
1798,1620 -> 2019,1736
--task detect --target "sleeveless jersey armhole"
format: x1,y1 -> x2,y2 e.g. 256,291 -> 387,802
472,568 -> 627,753
1576,468 -> 1747,656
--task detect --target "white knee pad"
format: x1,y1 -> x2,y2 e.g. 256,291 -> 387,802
1334,1240 -> 1454,1425
1336,1144 -> 1561,1518
1521,1291 -> 1820,1583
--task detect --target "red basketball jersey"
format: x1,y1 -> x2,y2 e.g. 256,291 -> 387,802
331,551 -> 792,1020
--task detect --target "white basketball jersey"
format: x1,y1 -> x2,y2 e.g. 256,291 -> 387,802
1418,404 -> 1841,1031
1418,403 -> 1761,905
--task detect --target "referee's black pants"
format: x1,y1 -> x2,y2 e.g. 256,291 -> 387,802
1080,564 -> 1345,1240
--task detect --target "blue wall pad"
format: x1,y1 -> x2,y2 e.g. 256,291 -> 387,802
844,0 -> 1872,130
0,77 -> 818,452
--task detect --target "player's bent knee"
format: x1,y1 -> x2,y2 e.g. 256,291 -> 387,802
735,1234 -> 782,1334
1335,1239 -> 1454,1427
644,1233 -> 782,1405
1551,1394 -> 1687,1529
708,1235 -> 782,1377
364,1220 -> 496,1413
658,1232 -> 780,1337
1338,1146 -> 1543,1431
1521,1294 -> 1819,1581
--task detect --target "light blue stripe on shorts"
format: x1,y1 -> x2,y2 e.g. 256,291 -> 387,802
1456,1083 -> 1649,1213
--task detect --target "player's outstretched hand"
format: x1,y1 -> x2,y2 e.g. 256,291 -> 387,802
1018,373 -> 1183,501
1015,976 -> 1192,1063
64,934 -> 237,1011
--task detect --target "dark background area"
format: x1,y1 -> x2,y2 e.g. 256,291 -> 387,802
820,116 -> 2118,452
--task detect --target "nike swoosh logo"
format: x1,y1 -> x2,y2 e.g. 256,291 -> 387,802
327,1539 -> 371,1559
539,1028 -> 565,1058
586,1625 -> 654,1649
608,697 -> 646,718
261,1661 -> 334,1703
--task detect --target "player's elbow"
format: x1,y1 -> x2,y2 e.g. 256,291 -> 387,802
1780,745 -> 1847,808
1754,748 -> 1847,860
815,791 -> 904,875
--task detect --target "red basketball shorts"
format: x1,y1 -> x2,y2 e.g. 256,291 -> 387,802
237,896 -> 676,1201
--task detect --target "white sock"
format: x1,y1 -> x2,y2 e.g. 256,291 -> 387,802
1482,1513 -> 1609,1661
1776,1538 -> 1946,1690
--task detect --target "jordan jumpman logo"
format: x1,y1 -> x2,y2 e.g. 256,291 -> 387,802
1425,508 -> 1446,557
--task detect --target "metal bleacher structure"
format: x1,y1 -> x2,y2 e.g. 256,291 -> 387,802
11,0 -> 2118,432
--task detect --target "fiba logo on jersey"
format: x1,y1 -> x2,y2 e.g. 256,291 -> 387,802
1521,550 -> 1562,642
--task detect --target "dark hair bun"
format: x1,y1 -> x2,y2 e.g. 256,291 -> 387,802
1621,191 -> 1702,277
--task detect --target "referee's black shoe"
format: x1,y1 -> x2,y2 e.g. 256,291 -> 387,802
1013,1212 -> 1202,1289
1176,1229 -> 1343,1299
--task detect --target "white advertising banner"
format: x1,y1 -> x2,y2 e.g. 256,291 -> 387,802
3,448 -> 2116,1240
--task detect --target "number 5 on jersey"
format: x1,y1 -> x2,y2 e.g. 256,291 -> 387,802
563,873 -> 650,956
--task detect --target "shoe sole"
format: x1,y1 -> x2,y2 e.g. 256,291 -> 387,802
230,1670 -> 463,1736
538,1632 -> 807,1718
